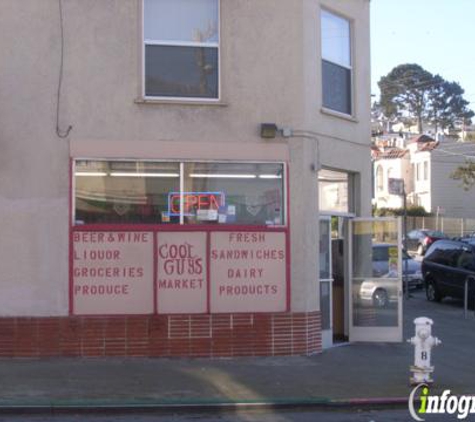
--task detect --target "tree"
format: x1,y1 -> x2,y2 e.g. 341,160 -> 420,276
428,78 -> 474,132
378,64 -> 434,134
378,64 -> 474,134
451,160 -> 475,191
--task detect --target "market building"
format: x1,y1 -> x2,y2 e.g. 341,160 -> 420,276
0,0 -> 386,358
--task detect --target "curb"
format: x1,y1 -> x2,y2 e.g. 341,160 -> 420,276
0,397 -> 409,414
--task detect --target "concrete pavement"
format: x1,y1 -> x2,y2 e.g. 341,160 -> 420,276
0,290 -> 474,411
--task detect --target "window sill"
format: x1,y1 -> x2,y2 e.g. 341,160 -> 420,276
135,97 -> 228,107
320,107 -> 358,123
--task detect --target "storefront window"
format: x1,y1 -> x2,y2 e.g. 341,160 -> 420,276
75,160 -> 180,224
74,160 -> 285,226
183,162 -> 284,225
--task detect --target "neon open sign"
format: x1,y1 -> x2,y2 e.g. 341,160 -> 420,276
168,192 -> 226,216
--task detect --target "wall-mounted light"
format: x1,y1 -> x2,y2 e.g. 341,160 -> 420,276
260,123 -> 279,139
260,123 -> 293,139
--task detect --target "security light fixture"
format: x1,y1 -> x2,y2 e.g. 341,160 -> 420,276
260,123 -> 279,139
260,123 -> 293,138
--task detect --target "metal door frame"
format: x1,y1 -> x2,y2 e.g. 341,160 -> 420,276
348,217 -> 403,343
319,216 -> 333,349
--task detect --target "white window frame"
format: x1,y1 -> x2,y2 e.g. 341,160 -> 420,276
320,8 -> 353,116
142,0 -> 221,102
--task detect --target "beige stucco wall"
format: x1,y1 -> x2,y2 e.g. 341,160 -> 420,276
0,0 -> 370,316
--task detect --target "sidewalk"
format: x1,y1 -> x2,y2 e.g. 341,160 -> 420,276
0,290 -> 474,410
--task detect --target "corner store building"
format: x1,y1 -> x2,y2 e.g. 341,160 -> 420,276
0,0 -> 373,357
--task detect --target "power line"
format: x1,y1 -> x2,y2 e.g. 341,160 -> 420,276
432,147 -> 475,159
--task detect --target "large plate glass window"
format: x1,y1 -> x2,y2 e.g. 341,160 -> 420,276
321,9 -> 352,115
183,163 -> 284,225
75,160 -> 180,224
74,161 -> 285,226
143,0 -> 219,99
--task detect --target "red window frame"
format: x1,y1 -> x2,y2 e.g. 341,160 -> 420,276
69,160 -> 291,316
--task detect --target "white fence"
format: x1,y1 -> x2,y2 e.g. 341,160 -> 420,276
407,216 -> 475,238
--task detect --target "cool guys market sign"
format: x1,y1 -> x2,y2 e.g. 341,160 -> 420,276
72,230 -> 287,315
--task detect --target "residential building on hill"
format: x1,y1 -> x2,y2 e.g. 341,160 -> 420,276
373,134 -> 475,218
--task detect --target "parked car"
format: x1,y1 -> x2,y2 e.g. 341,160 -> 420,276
358,244 -> 423,308
422,239 -> 475,302
359,277 -> 398,308
372,244 -> 423,288
405,229 -> 448,256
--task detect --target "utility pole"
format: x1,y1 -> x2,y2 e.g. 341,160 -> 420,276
389,177 -> 409,299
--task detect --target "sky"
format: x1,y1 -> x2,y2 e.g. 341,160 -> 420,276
371,0 -> 475,111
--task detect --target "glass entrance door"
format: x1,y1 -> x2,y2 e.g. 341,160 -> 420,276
349,218 -> 402,342
319,217 -> 333,349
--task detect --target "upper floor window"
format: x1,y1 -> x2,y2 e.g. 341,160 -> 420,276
321,9 -> 352,115
143,0 -> 219,100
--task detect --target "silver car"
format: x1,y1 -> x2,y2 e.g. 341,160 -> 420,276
358,244 -> 422,308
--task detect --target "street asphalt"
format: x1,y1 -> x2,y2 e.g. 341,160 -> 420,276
0,289 -> 474,411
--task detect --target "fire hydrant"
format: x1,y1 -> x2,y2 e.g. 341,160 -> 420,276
408,317 -> 441,385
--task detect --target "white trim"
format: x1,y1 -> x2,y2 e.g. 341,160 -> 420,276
141,95 -> 222,103
320,107 -> 358,122
145,40 -> 219,48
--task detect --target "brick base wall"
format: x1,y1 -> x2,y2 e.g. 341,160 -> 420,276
0,312 -> 321,358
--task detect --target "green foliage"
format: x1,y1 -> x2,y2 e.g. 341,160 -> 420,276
372,206 -> 431,217
378,64 -> 474,133
378,64 -> 433,133
464,133 -> 475,142
451,160 -> 475,191
428,78 -> 474,131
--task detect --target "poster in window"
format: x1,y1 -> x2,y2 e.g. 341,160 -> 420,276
156,232 -> 208,314
210,231 -> 287,313
73,232 -> 154,315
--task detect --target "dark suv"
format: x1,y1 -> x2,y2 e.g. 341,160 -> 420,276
422,239 -> 475,302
